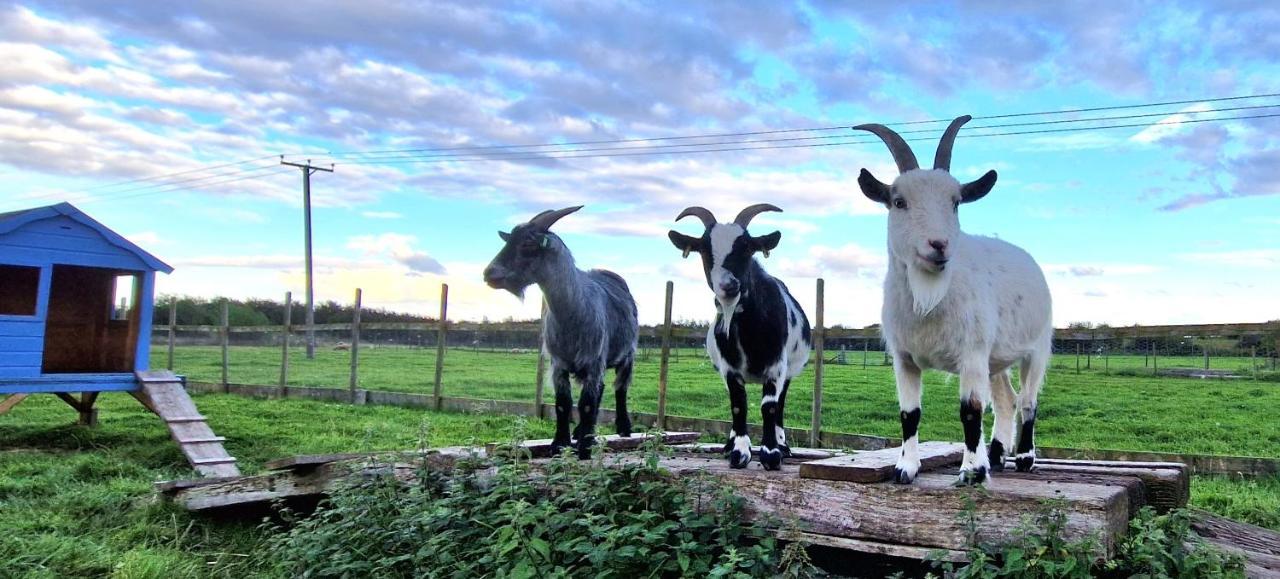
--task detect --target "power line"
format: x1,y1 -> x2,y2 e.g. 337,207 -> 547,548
331,110 -> 1280,166
313,91 -> 1280,159
76,167 -> 295,205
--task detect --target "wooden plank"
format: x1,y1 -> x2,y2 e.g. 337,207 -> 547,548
800,442 -> 964,483
0,393 -> 29,414
670,442 -> 840,462
1192,511 -> 1280,578
1004,458 -> 1189,512
780,530 -> 966,564
655,456 -> 1129,558
487,431 -> 700,458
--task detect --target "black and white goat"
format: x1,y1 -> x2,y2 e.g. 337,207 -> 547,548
854,116 -> 1053,485
668,204 -> 811,470
484,206 -> 639,459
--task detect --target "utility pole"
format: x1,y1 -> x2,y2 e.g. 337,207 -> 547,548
281,157 -> 333,360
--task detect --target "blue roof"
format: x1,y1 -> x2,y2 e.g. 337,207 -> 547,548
0,202 -> 173,273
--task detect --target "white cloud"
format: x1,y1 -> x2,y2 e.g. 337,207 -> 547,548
1129,103 -> 1214,144
1180,249 -> 1280,269
347,233 -> 446,274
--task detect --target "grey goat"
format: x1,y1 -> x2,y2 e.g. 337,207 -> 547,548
483,206 -> 639,458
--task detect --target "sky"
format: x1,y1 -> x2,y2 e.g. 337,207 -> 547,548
2,1 -> 1278,327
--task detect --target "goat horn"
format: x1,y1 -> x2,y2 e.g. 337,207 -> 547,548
852,123 -> 919,173
733,203 -> 782,228
528,205 -> 583,230
676,206 -> 717,230
933,115 -> 972,171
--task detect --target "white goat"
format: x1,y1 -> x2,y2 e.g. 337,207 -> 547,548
854,116 -> 1053,486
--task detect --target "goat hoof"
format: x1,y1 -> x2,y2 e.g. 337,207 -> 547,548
954,466 -> 988,487
778,444 -> 792,458
728,449 -> 752,469
616,419 -> 632,438
892,467 -> 916,484
1015,453 -> 1036,472
759,448 -> 783,471
575,436 -> 596,460
549,441 -> 573,457
987,441 -> 1007,472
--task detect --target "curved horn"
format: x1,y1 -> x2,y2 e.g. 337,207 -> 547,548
852,123 -> 919,173
733,203 -> 782,228
528,205 -> 583,230
933,115 -> 972,171
676,206 -> 717,229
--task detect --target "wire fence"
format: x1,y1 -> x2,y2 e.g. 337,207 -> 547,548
150,282 -> 1280,466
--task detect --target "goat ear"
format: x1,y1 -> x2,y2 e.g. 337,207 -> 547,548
668,230 -> 701,258
752,231 -> 782,258
960,170 -> 997,204
857,169 -> 891,206
498,231 -> 512,242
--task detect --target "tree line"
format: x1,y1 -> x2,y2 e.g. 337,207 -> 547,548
158,295 -> 437,326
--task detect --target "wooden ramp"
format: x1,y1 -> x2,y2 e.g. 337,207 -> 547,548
135,371 -> 239,477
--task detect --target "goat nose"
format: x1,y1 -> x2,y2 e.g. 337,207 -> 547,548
929,239 -> 949,253
721,279 -> 740,295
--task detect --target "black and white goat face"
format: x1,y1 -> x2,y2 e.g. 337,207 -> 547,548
667,204 -> 782,321
855,116 -> 997,275
483,205 -> 581,297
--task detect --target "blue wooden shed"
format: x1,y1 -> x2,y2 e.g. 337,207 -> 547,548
0,202 -> 238,477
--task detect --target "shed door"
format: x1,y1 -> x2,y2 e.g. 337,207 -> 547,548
41,265 -> 140,374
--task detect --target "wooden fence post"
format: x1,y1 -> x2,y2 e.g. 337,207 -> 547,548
1075,342 -> 1081,374
657,281 -> 674,431
811,278 -> 825,448
1203,342 -> 1210,371
280,291 -> 291,397
534,299 -> 549,419
349,288 -> 362,403
220,300 -> 230,392
166,299 -> 177,371
433,284 -> 449,411
1152,341 -> 1158,375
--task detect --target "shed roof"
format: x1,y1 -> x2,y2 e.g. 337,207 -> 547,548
0,202 -> 173,273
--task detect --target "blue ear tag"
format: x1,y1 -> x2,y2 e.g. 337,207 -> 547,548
540,236 -> 550,248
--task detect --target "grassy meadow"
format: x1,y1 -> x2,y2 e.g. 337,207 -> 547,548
1,391 -> 1277,578
160,344 -> 1280,457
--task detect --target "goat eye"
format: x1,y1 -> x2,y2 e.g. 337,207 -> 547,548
893,198 -> 907,210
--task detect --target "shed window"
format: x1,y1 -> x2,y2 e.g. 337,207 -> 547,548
0,265 -> 41,316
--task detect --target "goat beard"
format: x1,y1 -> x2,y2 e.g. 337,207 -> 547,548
716,294 -> 740,335
905,264 -> 952,317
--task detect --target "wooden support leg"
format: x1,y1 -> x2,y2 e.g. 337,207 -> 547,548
0,393 -> 30,415
79,392 -> 99,426
53,392 -> 100,426
130,389 -> 159,415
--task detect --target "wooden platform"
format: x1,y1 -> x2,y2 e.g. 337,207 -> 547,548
156,434 -> 1225,564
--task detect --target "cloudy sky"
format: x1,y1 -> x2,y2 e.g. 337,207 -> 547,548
3,1 -> 1278,326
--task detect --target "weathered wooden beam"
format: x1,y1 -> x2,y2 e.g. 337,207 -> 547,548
486,431 -> 701,458
671,443 -> 841,462
800,442 -> 964,483
1002,458 -> 1189,513
1192,510 -> 1280,578
0,393 -> 29,414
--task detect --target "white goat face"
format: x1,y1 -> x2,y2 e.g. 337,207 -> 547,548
886,171 -> 963,273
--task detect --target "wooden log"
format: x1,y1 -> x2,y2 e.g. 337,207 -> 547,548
800,442 -> 964,483
1192,511 -> 1280,578
487,431 -> 701,458
780,530 -> 966,564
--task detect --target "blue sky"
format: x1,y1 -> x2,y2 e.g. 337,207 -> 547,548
2,1 -> 1277,326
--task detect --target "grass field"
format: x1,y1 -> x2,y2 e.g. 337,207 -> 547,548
160,344 -> 1280,457
1,392 -> 1277,578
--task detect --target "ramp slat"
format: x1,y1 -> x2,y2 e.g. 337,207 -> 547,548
135,371 -> 239,478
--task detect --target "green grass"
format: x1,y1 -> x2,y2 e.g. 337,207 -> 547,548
163,345 -> 1280,457
1,392 -> 1277,577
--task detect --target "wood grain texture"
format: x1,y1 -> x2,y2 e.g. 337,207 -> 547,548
1192,511 -> 1280,578
800,442 -> 964,483
486,431 -> 701,458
